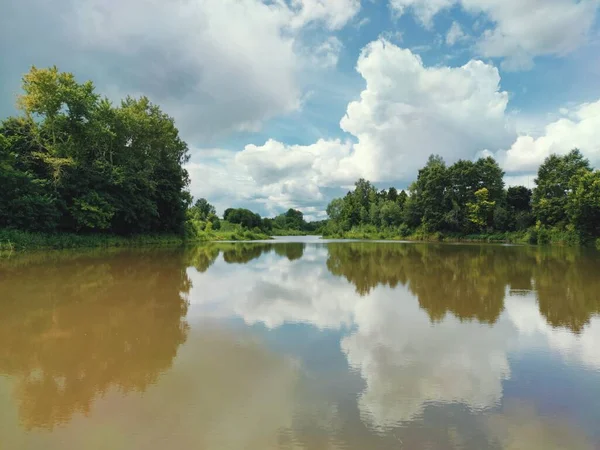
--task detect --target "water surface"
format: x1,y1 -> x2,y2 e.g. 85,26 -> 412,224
1,238 -> 600,449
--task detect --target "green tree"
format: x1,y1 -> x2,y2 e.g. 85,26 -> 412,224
567,170 -> 600,237
533,150 -> 591,228
189,198 -> 216,221
507,186 -> 532,212
380,201 -> 402,227
467,188 -> 496,230
410,155 -> 449,231
1,66 -> 191,235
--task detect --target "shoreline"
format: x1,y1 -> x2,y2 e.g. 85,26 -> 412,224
3,229 -> 599,252
0,229 -> 272,252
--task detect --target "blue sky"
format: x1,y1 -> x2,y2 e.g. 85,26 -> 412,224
2,0 -> 600,219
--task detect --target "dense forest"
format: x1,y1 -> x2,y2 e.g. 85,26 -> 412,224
323,151 -> 600,245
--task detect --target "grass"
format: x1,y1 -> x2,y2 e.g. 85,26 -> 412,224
270,228 -> 311,236
190,229 -> 271,242
0,229 -> 187,252
0,223 -> 272,252
322,226 -> 595,247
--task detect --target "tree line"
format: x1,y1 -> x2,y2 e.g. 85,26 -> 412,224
3,67 -> 598,244
0,67 -> 190,235
324,150 -> 600,243
187,199 -> 325,236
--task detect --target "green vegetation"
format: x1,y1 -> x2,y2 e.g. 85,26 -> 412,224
3,67 -> 598,250
0,67 -> 274,250
323,150 -> 600,246
326,241 -> 600,333
0,229 -> 185,252
1,66 -> 190,238
221,206 -> 324,236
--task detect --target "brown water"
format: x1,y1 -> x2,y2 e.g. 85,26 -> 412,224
1,237 -> 600,449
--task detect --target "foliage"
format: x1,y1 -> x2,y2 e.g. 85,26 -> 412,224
1,66 -> 191,236
467,188 -> 496,230
323,150 -> 599,245
566,170 -> 600,238
532,149 -> 590,228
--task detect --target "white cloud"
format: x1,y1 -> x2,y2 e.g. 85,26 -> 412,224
291,0 -> 362,30
0,0 -> 360,141
186,138 -> 355,217
309,36 -> 344,68
495,99 -> 600,172
446,21 -> 467,46
190,39 -> 514,215
470,0 -> 599,71
338,39 -> 511,181
389,0 -> 600,69
389,0 -> 455,27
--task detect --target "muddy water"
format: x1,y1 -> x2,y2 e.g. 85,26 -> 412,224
1,239 -> 599,449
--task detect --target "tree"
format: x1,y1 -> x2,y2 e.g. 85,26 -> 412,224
506,186 -> 532,212
1,67 -> 191,235
467,188 -> 496,230
397,190 -> 408,209
380,201 -> 402,227
411,155 -> 449,231
326,198 -> 344,222
387,187 -> 398,203
533,150 -> 591,228
284,209 -> 304,230
567,170 -> 600,237
190,198 -> 216,220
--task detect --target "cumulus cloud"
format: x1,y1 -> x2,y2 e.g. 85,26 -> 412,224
495,99 -> 600,172
0,0 -> 360,140
389,0 -> 600,69
339,39 -> 511,181
210,38 -> 512,214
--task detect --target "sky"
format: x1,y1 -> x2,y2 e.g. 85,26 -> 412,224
1,0 -> 600,220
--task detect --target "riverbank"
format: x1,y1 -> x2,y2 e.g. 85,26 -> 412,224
0,228 -> 272,252
323,227 -> 600,248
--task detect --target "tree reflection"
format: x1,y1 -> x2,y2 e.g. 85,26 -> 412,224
184,242 -> 306,267
221,243 -> 274,264
273,243 -> 305,261
185,245 -> 220,272
533,248 -> 600,333
0,249 -> 190,430
326,243 -> 600,331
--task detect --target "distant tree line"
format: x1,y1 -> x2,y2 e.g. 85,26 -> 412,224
0,67 -> 190,235
223,206 -> 324,233
324,150 -> 600,243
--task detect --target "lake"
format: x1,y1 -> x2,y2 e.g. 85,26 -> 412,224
1,237 -> 600,449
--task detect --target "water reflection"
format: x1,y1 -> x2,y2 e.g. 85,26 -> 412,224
1,241 -> 599,449
326,243 -> 600,331
0,250 -> 190,430
184,241 -> 600,446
